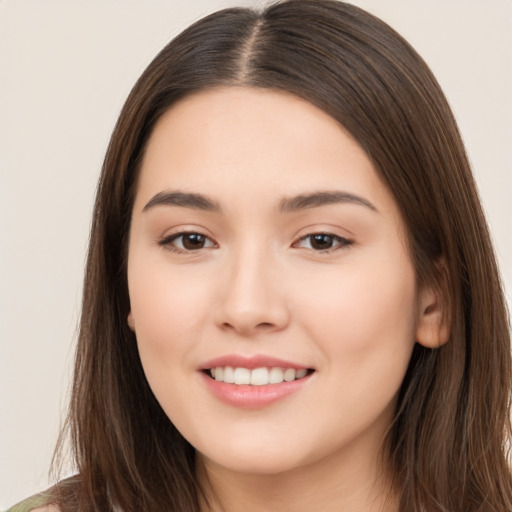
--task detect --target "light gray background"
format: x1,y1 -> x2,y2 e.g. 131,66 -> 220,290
1,0 -> 511,507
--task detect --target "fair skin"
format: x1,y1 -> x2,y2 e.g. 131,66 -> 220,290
127,87 -> 447,512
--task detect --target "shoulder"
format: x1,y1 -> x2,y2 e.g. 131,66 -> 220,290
5,484 -> 64,512
5,495 -> 58,512
7,476 -> 83,512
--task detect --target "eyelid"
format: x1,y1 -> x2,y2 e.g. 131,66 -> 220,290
156,226 -> 353,254
292,232 -> 354,252
158,229 -> 218,253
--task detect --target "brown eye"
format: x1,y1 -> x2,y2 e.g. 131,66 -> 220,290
181,233 -> 207,250
310,234 -> 336,250
294,233 -> 353,252
160,232 -> 216,252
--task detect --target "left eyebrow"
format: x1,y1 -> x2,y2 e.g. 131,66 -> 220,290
279,191 -> 378,213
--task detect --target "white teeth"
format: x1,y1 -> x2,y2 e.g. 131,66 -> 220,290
250,367 -> 269,386
223,366 -> 235,384
283,368 -> 296,382
233,367 -> 251,385
209,366 -> 310,385
296,368 -> 307,379
269,367 -> 284,384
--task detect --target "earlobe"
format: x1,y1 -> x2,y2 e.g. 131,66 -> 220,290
127,311 -> 135,332
415,285 -> 450,349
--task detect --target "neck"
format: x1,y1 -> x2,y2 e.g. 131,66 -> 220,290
197,437 -> 398,512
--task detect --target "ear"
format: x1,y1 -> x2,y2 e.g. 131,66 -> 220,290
127,311 -> 136,332
415,283 -> 450,348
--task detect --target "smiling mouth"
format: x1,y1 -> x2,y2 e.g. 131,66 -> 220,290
205,367 -> 315,386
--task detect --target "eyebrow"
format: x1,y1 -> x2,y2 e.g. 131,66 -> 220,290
142,189 -> 378,214
143,191 -> 221,213
279,191 -> 378,213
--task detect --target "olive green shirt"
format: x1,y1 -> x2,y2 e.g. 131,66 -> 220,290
6,492 -> 52,512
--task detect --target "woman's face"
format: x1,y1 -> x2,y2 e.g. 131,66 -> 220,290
127,87 -> 428,477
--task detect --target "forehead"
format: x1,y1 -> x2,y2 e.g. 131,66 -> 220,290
144,86 -> 358,164
135,86 -> 397,217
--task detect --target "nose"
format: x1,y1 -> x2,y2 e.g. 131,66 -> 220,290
214,245 -> 290,337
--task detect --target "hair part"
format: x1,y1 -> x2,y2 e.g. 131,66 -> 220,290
52,1 -> 512,510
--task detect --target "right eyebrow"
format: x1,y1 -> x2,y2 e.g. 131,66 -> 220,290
142,190 -> 221,213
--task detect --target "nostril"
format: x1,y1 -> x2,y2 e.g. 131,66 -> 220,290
256,322 -> 275,329
221,321 -> 277,332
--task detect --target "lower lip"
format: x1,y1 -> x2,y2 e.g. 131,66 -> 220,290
200,371 -> 313,408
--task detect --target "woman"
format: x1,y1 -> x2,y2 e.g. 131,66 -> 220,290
9,0 -> 512,510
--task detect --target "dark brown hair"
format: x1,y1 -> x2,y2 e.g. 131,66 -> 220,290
52,1 -> 512,510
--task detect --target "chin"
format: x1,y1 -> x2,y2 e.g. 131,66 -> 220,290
200,448 -> 308,476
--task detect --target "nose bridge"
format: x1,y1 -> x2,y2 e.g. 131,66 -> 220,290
216,237 -> 289,335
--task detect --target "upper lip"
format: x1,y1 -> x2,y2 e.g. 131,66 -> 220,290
199,354 -> 312,371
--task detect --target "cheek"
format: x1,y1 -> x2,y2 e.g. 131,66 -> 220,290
127,257 -> 214,422
296,253 -> 418,371
292,258 -> 418,444
127,254 -> 212,365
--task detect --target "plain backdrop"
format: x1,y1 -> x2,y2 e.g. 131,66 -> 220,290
1,0 -> 511,507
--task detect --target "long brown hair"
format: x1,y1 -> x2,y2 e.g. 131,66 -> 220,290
52,1 -> 512,510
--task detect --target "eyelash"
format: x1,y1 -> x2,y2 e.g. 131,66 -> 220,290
158,232 -> 217,253
158,230 -> 353,255
293,233 -> 354,253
